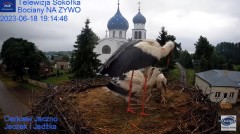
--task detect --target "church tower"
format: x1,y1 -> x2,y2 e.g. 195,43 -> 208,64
132,2 -> 146,40
94,1 -> 129,63
107,1 -> 129,39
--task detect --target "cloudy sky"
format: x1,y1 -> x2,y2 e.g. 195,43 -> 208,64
0,0 -> 239,53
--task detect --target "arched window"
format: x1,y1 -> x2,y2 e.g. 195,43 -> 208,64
139,31 -> 142,39
119,31 -> 122,38
113,31 -> 115,37
134,31 -> 138,39
102,45 -> 111,54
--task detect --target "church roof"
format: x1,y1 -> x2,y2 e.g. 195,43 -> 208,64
107,4 -> 129,30
133,10 -> 146,24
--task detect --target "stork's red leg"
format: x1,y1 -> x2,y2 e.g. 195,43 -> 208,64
127,70 -> 135,113
140,75 -> 149,116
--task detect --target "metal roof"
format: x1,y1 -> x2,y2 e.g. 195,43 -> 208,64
196,70 -> 240,87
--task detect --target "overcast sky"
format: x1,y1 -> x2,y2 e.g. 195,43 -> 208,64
0,0 -> 239,53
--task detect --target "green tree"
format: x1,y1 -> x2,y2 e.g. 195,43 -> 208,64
62,55 -> 70,61
0,38 -> 48,80
156,27 -> 168,46
155,27 -> 182,68
71,19 -> 101,78
210,49 -> 226,69
216,42 -> 240,65
193,36 -> 214,71
178,50 -> 193,68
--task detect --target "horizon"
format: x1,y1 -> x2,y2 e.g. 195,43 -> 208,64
0,0 -> 239,52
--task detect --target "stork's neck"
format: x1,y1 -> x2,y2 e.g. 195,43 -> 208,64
146,69 -> 160,88
134,40 -> 173,60
160,44 -> 172,58
147,75 -> 155,88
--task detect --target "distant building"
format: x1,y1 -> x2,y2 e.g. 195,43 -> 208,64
195,70 -> 240,104
53,55 -> 64,62
39,62 -> 52,75
50,55 -> 70,70
94,1 -> 146,63
56,61 -> 70,70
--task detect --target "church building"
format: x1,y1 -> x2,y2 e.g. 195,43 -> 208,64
94,1 -> 146,63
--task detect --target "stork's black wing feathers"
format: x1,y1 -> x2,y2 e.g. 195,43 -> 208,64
99,40 -> 158,77
99,40 -> 141,72
106,82 -> 136,96
106,82 -> 129,96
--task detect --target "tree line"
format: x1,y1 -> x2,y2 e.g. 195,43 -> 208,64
192,36 -> 240,71
1,19 -> 239,81
156,28 -> 240,72
0,38 -> 48,80
216,42 -> 240,65
0,19 -> 101,80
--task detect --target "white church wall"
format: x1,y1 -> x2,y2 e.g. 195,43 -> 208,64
132,29 -> 146,40
109,30 -> 126,38
94,38 -> 127,63
134,23 -> 145,29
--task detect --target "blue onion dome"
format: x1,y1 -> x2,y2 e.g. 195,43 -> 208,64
107,6 -> 129,30
133,10 -> 146,24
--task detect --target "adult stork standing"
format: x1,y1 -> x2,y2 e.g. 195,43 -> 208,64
99,39 -> 174,115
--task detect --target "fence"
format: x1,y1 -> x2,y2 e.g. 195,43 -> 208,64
27,79 -> 48,89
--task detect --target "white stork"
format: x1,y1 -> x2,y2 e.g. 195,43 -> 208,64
99,39 -> 174,116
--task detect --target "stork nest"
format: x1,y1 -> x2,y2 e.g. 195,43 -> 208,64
20,77 -> 222,134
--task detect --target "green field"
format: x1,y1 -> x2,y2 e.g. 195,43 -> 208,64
169,65 -> 181,81
233,65 -> 240,71
41,73 -> 72,84
186,69 -> 195,85
0,72 -> 42,90
0,73 -> 44,107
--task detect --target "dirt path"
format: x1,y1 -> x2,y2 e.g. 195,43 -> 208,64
176,62 -> 186,84
0,81 -> 30,116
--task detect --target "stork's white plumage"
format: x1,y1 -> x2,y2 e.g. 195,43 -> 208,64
99,40 -> 175,77
117,68 -> 161,95
106,67 -> 167,111
100,39 -> 174,115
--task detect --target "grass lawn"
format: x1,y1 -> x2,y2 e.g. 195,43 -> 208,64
168,65 -> 181,81
186,69 -> 195,85
233,64 -> 240,71
0,73 -> 44,108
0,72 -> 43,91
0,72 -> 19,88
40,73 -> 72,85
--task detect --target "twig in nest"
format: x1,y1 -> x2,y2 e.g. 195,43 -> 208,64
129,121 -> 138,129
191,126 -> 199,133
50,98 -> 75,134
177,125 -> 183,132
